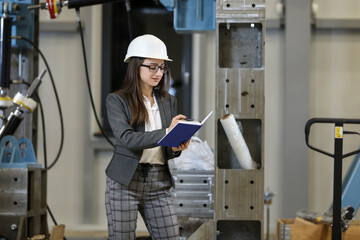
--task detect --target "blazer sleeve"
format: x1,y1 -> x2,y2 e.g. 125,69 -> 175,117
164,94 -> 182,160
106,93 -> 166,151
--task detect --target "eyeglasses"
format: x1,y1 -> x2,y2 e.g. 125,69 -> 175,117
141,64 -> 168,73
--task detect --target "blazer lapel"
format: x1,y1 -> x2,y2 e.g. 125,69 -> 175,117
155,91 -> 170,128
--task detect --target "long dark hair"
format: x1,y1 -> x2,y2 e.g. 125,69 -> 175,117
117,57 -> 171,126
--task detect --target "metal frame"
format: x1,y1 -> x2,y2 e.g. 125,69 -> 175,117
214,1 -> 265,239
0,168 -> 48,239
305,118 -> 360,240
189,1 -> 266,239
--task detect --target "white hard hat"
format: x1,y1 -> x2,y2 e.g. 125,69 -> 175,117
124,34 -> 172,63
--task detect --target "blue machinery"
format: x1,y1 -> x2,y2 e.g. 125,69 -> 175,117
160,0 -> 216,33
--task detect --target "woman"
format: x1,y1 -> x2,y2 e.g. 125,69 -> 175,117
105,34 -> 189,240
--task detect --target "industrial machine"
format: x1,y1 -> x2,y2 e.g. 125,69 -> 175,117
160,1 -> 266,239
212,1 -> 266,239
0,0 -> 45,239
301,118 -> 360,240
0,0 -> 267,239
278,120 -> 360,240
0,0 -> 38,143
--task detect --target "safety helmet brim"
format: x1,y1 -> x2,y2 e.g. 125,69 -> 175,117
124,55 -> 173,63
124,34 -> 172,63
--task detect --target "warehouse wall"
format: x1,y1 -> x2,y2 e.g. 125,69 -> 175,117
35,0 -> 360,235
310,30 -> 360,213
37,6 -> 105,230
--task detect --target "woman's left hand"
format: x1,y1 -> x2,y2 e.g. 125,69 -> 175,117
172,139 -> 190,152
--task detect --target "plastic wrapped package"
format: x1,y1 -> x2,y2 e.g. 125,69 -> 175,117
220,114 -> 255,169
170,136 -> 214,170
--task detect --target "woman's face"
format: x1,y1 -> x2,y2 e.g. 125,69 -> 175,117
139,58 -> 165,90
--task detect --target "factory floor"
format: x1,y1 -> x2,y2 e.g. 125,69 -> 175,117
64,231 -> 150,240
64,237 -> 150,239
65,238 -> 107,240
65,236 -> 275,240
63,232 -> 276,240
65,237 -> 150,240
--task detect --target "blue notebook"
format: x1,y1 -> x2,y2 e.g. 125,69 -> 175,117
157,111 -> 213,147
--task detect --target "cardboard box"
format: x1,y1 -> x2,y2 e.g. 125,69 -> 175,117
321,221 -> 360,240
278,218 -> 323,240
278,218 -> 360,240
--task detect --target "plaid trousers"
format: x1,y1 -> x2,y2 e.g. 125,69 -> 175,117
105,164 -> 179,240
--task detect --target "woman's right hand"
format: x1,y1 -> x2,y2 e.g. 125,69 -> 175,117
168,114 -> 187,131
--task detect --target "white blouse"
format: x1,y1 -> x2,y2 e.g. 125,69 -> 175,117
139,94 -> 165,164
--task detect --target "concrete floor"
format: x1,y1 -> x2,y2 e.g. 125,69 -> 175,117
64,234 -> 276,240
65,236 -> 151,240
63,229 -> 276,240
65,238 -> 107,240
64,231 -> 151,240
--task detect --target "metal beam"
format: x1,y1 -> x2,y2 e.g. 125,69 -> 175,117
314,19 -> 360,30
281,0 -> 311,218
266,18 -> 360,30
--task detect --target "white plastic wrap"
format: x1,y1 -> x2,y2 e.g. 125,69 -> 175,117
220,114 -> 255,169
170,136 -> 214,170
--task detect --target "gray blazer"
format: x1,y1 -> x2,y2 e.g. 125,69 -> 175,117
105,90 -> 180,186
